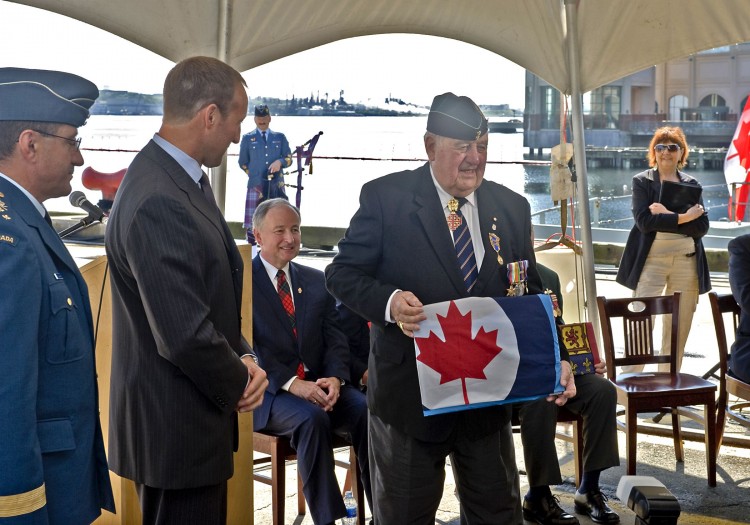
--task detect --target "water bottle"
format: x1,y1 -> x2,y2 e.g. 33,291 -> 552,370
341,490 -> 357,525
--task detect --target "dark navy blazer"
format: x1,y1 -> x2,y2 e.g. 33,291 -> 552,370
251,256 -> 350,430
326,162 -> 544,442
729,234 -> 750,382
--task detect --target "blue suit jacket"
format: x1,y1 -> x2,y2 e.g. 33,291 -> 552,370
251,256 -> 350,429
0,177 -> 114,524
238,129 -> 292,189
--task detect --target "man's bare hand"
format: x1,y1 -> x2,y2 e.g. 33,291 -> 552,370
268,159 -> 282,174
289,377 -> 336,411
316,377 -> 341,410
390,290 -> 426,338
547,360 -> 576,406
237,357 -> 268,413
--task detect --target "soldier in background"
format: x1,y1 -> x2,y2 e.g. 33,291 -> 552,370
238,104 -> 292,245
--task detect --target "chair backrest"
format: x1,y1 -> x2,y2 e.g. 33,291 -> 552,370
596,292 -> 680,380
709,291 -> 741,397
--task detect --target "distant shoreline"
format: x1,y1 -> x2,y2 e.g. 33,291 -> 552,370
90,89 -> 518,118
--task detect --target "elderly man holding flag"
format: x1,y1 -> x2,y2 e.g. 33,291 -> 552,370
326,92 -> 575,525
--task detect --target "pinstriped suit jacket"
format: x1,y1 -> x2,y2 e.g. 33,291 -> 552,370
105,140 -> 249,489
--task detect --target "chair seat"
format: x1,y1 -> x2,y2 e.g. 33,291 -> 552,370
615,372 -> 717,395
253,431 -> 365,525
727,374 -> 750,398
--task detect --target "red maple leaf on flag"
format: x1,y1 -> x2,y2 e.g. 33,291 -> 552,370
416,301 -> 503,405
727,99 -> 750,221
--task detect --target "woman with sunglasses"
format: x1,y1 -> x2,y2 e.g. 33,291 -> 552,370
616,126 -> 711,372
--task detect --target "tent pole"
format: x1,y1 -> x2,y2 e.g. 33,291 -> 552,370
210,0 -> 232,213
563,0 -> 601,338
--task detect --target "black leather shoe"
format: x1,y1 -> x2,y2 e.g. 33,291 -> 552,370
574,490 -> 620,524
523,494 -> 579,525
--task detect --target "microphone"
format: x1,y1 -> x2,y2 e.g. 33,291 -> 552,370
68,191 -> 105,223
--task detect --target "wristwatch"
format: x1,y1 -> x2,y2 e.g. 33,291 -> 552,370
337,377 -> 346,387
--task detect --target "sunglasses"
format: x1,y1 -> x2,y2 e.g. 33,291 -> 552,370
655,144 -> 680,153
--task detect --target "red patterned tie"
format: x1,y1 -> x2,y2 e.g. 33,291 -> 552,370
276,270 -> 304,379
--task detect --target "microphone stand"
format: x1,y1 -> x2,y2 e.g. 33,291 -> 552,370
58,215 -> 104,239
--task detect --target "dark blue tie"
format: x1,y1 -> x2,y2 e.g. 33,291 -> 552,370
261,131 -> 267,143
452,197 -> 478,292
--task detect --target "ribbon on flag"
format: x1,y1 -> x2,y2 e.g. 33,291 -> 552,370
725,96 -> 750,222
413,294 -> 562,416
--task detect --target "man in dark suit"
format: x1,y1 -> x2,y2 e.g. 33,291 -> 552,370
0,68 -> 114,523
517,259 -> 620,525
105,56 -> 267,524
336,303 -> 371,391
251,198 -> 370,525
729,233 -> 750,383
326,93 -> 575,524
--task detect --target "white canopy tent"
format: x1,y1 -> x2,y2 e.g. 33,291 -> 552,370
12,0 -> 750,330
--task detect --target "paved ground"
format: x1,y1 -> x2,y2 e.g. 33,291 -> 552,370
251,261 -> 750,524
253,428 -> 750,525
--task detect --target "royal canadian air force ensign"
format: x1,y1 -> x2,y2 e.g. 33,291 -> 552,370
414,294 -> 562,416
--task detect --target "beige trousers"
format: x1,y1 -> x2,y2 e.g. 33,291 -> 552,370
625,251 -> 699,373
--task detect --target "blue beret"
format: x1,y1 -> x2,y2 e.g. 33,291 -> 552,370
254,104 -> 270,117
0,68 -> 99,127
427,92 -> 488,141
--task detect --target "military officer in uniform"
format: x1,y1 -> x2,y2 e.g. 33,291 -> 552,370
0,68 -> 115,524
238,104 -> 292,244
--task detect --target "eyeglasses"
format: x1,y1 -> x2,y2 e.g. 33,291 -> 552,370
655,144 -> 680,153
32,129 -> 82,150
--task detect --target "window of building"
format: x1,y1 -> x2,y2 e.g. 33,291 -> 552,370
540,86 -> 560,129
668,95 -> 688,121
700,94 -> 726,107
582,86 -> 621,129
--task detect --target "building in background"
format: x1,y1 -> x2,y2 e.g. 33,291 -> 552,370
524,42 -> 750,154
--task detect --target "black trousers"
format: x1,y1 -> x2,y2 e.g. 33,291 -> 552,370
135,482 -> 227,525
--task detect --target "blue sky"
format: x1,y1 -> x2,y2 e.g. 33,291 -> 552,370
0,1 -> 525,108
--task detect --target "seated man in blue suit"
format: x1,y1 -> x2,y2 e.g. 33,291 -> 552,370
251,198 -> 371,525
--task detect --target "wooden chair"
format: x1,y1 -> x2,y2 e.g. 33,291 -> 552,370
596,292 -> 718,487
253,431 -> 365,525
709,291 -> 750,454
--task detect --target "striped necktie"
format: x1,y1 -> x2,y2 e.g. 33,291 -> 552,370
452,197 -> 478,293
277,269 -> 304,379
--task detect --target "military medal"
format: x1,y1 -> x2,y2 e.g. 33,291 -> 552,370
446,198 -> 462,231
506,260 -> 528,297
544,288 -> 562,317
489,232 -> 503,265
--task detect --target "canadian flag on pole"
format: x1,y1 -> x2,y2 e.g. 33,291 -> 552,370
413,295 -> 562,416
725,96 -> 750,222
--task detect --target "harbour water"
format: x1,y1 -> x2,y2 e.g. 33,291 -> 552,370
52,115 -> 731,232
